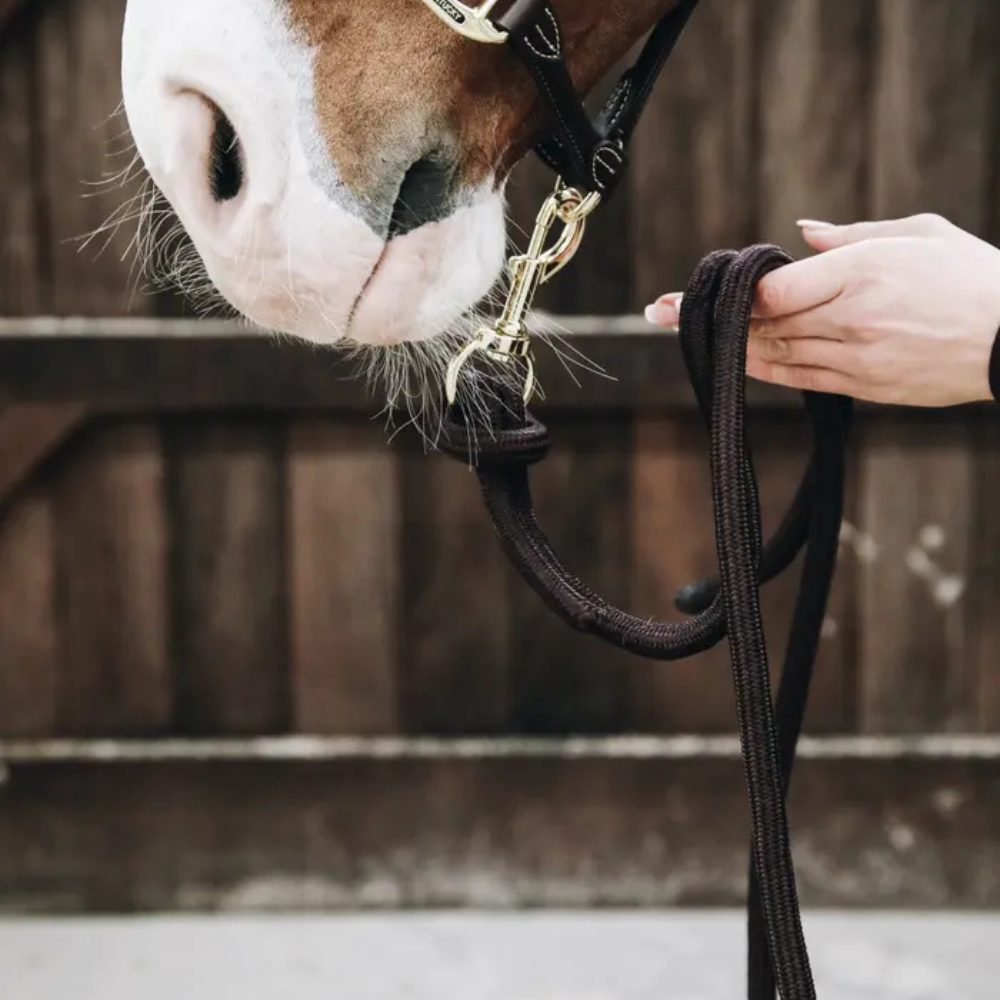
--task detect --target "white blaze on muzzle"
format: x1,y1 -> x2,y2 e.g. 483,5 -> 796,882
121,0 -> 505,345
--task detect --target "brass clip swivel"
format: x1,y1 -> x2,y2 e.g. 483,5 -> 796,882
445,180 -> 601,406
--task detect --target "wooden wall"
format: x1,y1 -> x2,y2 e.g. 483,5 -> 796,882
0,340 -> 994,742
4,0 -> 1000,318
0,0 -> 999,743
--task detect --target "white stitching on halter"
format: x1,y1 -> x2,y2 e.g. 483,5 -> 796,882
604,78 -> 633,129
592,144 -> 623,189
524,8 -> 562,60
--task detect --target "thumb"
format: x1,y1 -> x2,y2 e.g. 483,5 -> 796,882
797,214 -> 949,251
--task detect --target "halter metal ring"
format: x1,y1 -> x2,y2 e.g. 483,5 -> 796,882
416,0 -> 508,44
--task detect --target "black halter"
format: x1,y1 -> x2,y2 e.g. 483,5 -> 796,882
498,0 -> 702,198
419,3 -> 854,999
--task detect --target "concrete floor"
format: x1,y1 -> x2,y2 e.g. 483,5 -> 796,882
2,911 -> 998,1000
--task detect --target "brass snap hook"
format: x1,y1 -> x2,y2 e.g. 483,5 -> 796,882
445,179 -> 601,406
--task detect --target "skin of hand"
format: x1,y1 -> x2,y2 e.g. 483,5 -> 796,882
644,213 -> 1000,407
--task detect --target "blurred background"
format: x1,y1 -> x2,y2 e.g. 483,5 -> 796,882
0,0 -> 999,997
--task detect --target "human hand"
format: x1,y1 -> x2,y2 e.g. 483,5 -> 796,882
645,214 -> 1000,407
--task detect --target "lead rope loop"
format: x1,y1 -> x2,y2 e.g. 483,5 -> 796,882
438,246 -> 852,1000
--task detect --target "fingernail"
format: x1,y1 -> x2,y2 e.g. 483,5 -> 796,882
797,219 -> 835,230
645,302 -> 678,326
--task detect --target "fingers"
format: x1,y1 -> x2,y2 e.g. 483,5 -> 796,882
650,281 -> 847,342
648,212 -> 955,329
750,298 -> 846,342
645,292 -> 683,328
752,250 -> 852,319
747,335 -> 852,372
649,247 -> 854,327
745,357 -> 865,398
644,283 -> 865,397
798,213 -> 951,251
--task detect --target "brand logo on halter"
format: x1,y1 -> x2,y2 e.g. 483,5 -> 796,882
428,0 -> 466,25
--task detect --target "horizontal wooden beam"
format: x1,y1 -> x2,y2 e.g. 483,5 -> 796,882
2,736 -> 999,912
0,316 -> 655,340
0,317 -> 995,416
5,733 -> 1000,763
0,317 -> 710,411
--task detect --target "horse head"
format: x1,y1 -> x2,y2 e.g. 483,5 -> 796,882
121,0 -> 676,357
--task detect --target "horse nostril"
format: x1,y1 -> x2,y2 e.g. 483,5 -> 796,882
208,103 -> 244,203
388,155 -> 454,239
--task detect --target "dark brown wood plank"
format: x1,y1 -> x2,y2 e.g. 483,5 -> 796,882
168,418 -> 288,735
33,0 -> 151,315
629,0 -> 755,304
53,421 -> 171,736
0,404 -> 87,506
856,416 -> 976,732
0,489 -> 56,737
631,412 -> 856,733
286,420 -> 399,735
969,411 -> 1000,730
752,416 -> 858,735
508,412 -> 635,734
2,737 -> 1000,911
398,439 -> 509,734
857,1 -> 997,732
554,179 -> 635,314
629,414 -> 732,730
753,0 -> 874,733
0,2 -> 42,315
756,0 -> 877,248
871,0 -> 999,231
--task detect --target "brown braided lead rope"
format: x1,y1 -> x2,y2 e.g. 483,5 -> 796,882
438,245 -> 853,1000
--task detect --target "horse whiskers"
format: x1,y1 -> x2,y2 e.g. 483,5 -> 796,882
80,155 -> 146,195
80,131 -> 596,427
342,308 -> 525,453
344,333 -> 460,442
75,132 -> 221,309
